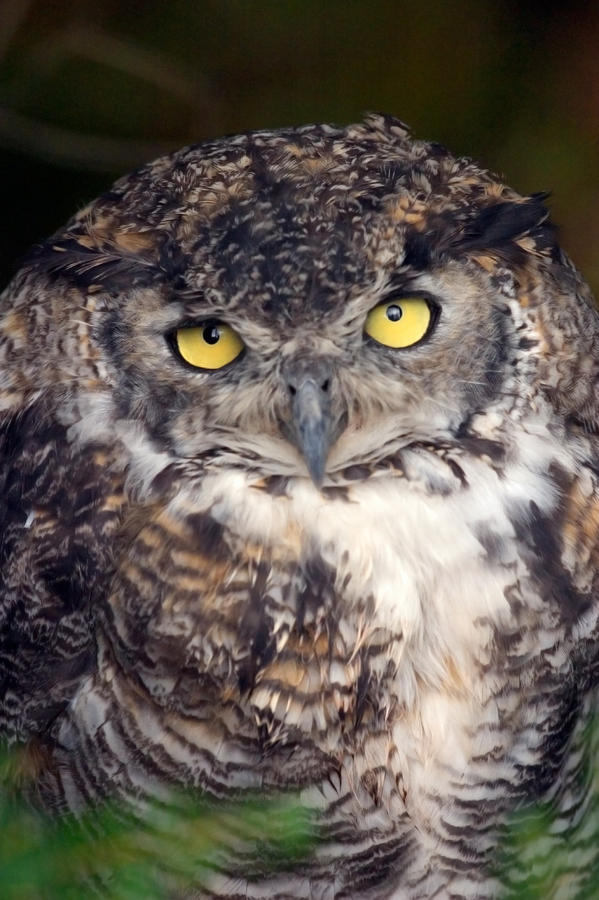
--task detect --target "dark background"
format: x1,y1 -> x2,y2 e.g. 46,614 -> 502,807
2,0 -> 599,292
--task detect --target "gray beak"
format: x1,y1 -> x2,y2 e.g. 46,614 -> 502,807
284,359 -> 333,486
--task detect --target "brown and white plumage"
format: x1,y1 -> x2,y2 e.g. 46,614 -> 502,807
2,114 -> 599,896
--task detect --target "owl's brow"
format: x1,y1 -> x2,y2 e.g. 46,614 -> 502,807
340,271 -> 411,319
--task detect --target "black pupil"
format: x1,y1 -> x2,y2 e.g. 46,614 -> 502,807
203,324 -> 220,345
386,304 -> 402,322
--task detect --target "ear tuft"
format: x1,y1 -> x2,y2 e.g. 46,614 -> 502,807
454,193 -> 555,256
21,236 -> 163,293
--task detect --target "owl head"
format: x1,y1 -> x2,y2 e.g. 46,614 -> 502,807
2,115 -> 598,494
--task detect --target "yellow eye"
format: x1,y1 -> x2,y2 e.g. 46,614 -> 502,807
364,297 -> 433,348
174,322 -> 244,370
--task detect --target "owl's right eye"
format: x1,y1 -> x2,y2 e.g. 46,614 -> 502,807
364,296 -> 434,348
172,321 -> 245,370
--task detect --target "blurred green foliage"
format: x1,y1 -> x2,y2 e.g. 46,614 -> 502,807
1,0 -> 598,291
0,745 -> 315,899
497,802 -> 597,900
3,723 -> 599,898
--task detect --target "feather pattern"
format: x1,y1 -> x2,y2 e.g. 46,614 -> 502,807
1,115 -> 599,897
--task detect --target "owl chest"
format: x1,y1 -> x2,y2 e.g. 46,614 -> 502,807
193,468 -> 579,837
179,468 -> 540,765
67,454 -> 574,841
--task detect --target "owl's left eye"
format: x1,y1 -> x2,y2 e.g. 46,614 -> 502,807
364,296 -> 434,348
173,321 -> 244,370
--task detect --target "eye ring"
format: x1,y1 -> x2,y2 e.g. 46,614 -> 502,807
169,320 -> 245,371
364,295 -> 437,348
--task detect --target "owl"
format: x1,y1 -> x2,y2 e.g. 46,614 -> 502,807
1,113 -> 599,898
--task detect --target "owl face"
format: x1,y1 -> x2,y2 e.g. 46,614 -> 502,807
11,115 -> 576,494
98,255 -> 507,486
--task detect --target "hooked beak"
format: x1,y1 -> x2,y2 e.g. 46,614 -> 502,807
283,359 -> 334,486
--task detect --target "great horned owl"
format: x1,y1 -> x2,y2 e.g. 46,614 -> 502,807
1,114 -> 599,897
